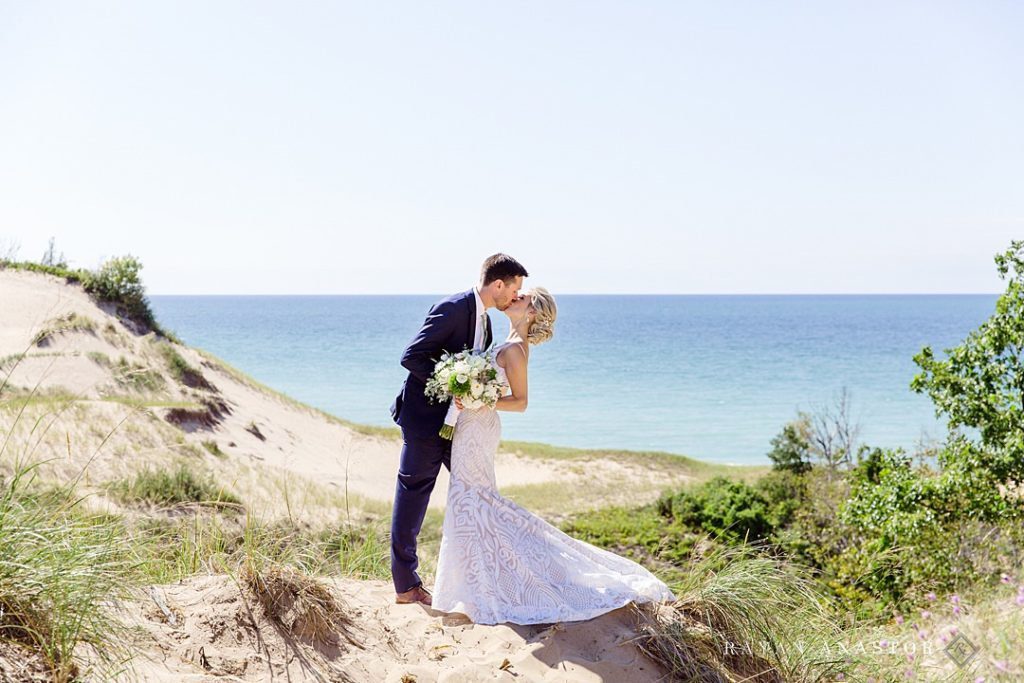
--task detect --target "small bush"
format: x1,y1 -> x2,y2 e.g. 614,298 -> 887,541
754,468 -> 808,528
81,255 -> 156,329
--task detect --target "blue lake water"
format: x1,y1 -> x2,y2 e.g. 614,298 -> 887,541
149,294 -> 995,465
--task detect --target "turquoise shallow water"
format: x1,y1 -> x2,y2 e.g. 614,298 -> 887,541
149,294 -> 995,465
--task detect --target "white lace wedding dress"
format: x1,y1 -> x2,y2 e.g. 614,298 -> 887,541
432,343 -> 676,625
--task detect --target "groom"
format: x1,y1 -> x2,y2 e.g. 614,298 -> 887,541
389,253 -> 529,605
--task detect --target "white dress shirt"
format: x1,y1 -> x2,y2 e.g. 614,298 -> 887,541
473,286 -> 487,351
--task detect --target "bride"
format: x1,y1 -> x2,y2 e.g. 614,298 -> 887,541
431,287 -> 676,625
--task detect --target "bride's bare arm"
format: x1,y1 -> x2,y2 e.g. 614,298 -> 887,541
496,345 -> 528,412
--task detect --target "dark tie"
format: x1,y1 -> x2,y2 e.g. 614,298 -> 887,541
482,314 -> 492,350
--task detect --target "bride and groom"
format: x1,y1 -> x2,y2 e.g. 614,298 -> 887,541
388,253 -> 675,625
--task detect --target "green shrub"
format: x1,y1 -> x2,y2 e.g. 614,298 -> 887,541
81,255 -> 157,328
657,476 -> 775,544
754,468 -> 808,528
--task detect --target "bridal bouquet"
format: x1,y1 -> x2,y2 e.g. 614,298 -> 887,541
425,349 -> 507,439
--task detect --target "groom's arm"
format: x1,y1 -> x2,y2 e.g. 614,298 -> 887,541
400,300 -> 459,384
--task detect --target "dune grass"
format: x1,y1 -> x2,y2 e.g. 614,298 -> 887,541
112,356 -> 166,393
155,342 -> 214,391
634,541 -> 851,682
0,463 -> 132,682
108,463 -> 242,509
31,312 -> 98,347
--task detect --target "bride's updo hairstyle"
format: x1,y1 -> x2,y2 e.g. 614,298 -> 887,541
527,287 -> 557,345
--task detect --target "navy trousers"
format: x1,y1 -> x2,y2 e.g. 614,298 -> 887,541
390,427 -> 452,593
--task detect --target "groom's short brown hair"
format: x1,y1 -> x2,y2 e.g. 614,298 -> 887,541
481,254 -> 529,285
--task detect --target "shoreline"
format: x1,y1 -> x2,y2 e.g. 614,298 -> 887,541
192,344 -> 771,481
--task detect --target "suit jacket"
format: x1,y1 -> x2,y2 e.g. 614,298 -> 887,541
390,289 -> 492,437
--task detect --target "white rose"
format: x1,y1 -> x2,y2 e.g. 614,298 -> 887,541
456,373 -> 469,384
470,381 -> 484,398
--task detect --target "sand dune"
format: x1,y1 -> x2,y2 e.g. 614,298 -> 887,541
0,267 -> 702,681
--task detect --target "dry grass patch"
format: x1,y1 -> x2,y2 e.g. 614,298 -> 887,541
241,563 -> 359,649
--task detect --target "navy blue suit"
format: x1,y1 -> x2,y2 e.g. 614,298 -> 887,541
389,289 -> 492,593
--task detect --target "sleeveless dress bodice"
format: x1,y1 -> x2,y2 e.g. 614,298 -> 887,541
431,343 -> 676,625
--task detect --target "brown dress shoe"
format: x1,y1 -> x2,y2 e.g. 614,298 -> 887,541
395,584 -> 433,606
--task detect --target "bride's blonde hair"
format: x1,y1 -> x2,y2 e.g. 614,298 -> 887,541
526,287 -> 557,345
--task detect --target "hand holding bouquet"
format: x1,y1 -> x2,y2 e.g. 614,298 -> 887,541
425,349 -> 507,439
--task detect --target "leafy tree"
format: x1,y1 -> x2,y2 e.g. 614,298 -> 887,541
767,414 -> 813,473
912,239 -> 1024,485
834,242 -> 1024,602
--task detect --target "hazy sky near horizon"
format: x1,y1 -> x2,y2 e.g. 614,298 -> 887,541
1,2 -> 1021,295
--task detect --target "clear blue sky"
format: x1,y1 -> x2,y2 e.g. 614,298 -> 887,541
1,2 -> 1021,294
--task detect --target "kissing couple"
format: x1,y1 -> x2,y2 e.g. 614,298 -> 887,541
388,253 -> 675,624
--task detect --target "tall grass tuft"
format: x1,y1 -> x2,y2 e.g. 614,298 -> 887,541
325,522 -> 391,580
0,463 -> 132,682
108,463 -> 242,510
633,541 -> 851,682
